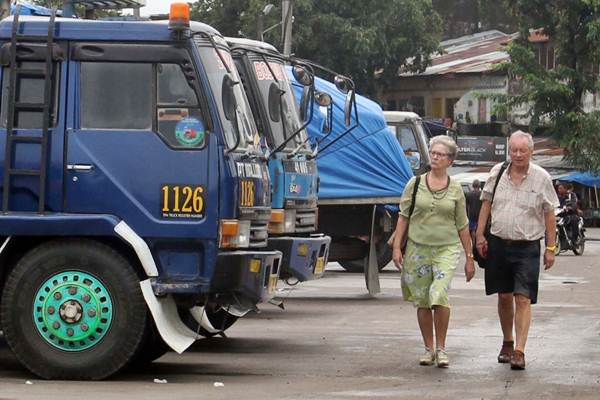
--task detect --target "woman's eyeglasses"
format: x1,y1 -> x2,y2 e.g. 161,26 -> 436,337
429,151 -> 449,159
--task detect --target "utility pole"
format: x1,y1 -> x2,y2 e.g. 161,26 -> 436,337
256,12 -> 264,40
281,0 -> 293,57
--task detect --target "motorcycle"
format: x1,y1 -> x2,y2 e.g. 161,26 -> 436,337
554,206 -> 586,255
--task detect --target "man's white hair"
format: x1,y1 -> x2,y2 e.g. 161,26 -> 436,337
509,130 -> 534,150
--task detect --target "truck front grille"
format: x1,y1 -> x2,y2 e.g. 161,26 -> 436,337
240,207 -> 271,248
295,208 -> 317,233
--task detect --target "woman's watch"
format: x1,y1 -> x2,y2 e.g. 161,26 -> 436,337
545,244 -> 557,253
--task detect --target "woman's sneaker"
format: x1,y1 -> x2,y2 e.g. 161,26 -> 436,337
436,349 -> 449,368
419,348 -> 436,366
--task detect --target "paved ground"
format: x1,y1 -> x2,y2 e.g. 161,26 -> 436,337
1,229 -> 600,399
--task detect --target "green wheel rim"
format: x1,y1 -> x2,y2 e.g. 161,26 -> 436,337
33,271 -> 113,351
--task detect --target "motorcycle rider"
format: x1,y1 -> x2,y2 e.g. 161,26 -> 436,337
557,183 -> 580,244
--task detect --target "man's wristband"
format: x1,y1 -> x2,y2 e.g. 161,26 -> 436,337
545,245 -> 557,252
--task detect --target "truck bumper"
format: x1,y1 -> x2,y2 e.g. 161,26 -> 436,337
267,234 -> 331,281
210,250 -> 282,304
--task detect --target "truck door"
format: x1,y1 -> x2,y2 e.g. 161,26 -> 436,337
64,43 -> 217,239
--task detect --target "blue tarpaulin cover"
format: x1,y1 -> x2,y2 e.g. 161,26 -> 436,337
287,68 -> 413,200
560,172 -> 600,188
11,3 -> 61,16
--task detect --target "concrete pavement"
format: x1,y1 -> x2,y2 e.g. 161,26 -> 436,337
1,241 -> 599,399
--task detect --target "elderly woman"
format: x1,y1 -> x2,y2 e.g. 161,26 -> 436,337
392,135 -> 475,368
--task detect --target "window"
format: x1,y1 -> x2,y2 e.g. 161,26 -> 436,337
396,125 -> 421,170
397,126 -> 418,151
81,62 -> 152,130
1,61 -> 60,129
80,62 -> 207,149
157,63 -> 205,148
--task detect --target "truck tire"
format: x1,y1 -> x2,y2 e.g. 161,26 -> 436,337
128,322 -> 170,367
0,239 -> 148,380
339,240 -> 392,272
179,306 -> 238,338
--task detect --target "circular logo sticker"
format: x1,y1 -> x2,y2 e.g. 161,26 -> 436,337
175,117 -> 206,147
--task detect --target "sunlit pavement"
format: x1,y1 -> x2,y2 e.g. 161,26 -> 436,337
1,229 -> 599,399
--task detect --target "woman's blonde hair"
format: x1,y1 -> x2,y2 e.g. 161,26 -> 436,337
429,135 -> 458,159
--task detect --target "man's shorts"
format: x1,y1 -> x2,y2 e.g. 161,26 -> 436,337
484,235 -> 541,304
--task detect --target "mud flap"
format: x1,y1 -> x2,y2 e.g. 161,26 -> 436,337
140,279 -> 197,353
188,305 -> 251,335
364,205 -> 380,295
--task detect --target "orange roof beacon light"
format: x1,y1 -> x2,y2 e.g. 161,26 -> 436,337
169,2 -> 190,35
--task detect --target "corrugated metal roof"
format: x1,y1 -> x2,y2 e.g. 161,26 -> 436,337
400,30 -> 516,76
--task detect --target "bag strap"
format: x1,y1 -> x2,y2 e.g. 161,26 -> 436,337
490,161 -> 509,204
407,175 -> 421,220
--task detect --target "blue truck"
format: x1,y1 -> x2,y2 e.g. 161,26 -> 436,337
225,38 -> 347,284
289,74 -> 414,290
0,5 -> 282,379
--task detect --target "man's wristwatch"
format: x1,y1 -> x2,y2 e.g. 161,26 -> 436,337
466,253 -> 474,259
545,245 -> 557,253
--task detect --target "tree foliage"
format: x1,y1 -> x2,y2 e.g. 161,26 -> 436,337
191,0 -> 442,98
496,0 -> 600,172
432,0 -> 517,39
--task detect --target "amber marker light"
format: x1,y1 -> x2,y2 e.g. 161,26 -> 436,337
169,2 -> 190,31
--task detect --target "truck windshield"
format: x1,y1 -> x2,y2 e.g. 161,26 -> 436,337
195,42 -> 259,152
251,59 -> 308,152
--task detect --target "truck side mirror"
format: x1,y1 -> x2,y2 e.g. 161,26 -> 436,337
299,85 -> 311,122
334,75 -> 350,94
268,83 -> 281,123
292,64 -> 313,87
314,91 -> 332,134
314,91 -> 332,107
344,90 -> 354,127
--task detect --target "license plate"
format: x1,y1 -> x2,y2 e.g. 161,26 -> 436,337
314,257 -> 325,275
268,275 -> 278,293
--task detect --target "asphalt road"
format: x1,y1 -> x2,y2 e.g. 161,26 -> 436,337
1,230 -> 600,399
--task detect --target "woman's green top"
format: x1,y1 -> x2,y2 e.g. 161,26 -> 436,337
399,174 -> 468,246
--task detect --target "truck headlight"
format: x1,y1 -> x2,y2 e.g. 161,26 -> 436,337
268,209 -> 296,234
219,219 -> 251,249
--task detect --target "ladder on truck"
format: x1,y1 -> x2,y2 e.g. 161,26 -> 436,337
2,5 -> 56,214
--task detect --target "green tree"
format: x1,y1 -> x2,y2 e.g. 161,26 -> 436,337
30,0 -> 123,18
433,0 -> 517,39
496,0 -> 600,172
191,0 -> 442,98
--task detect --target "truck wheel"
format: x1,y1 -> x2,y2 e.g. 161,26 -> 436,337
339,240 -> 391,272
0,240 -> 147,380
179,306 -> 238,338
128,322 -> 170,367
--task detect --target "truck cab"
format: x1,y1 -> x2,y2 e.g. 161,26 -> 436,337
226,37 -> 331,282
383,111 -> 431,175
0,6 -> 280,379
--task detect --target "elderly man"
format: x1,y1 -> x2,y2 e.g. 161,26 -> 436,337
475,130 -> 558,370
